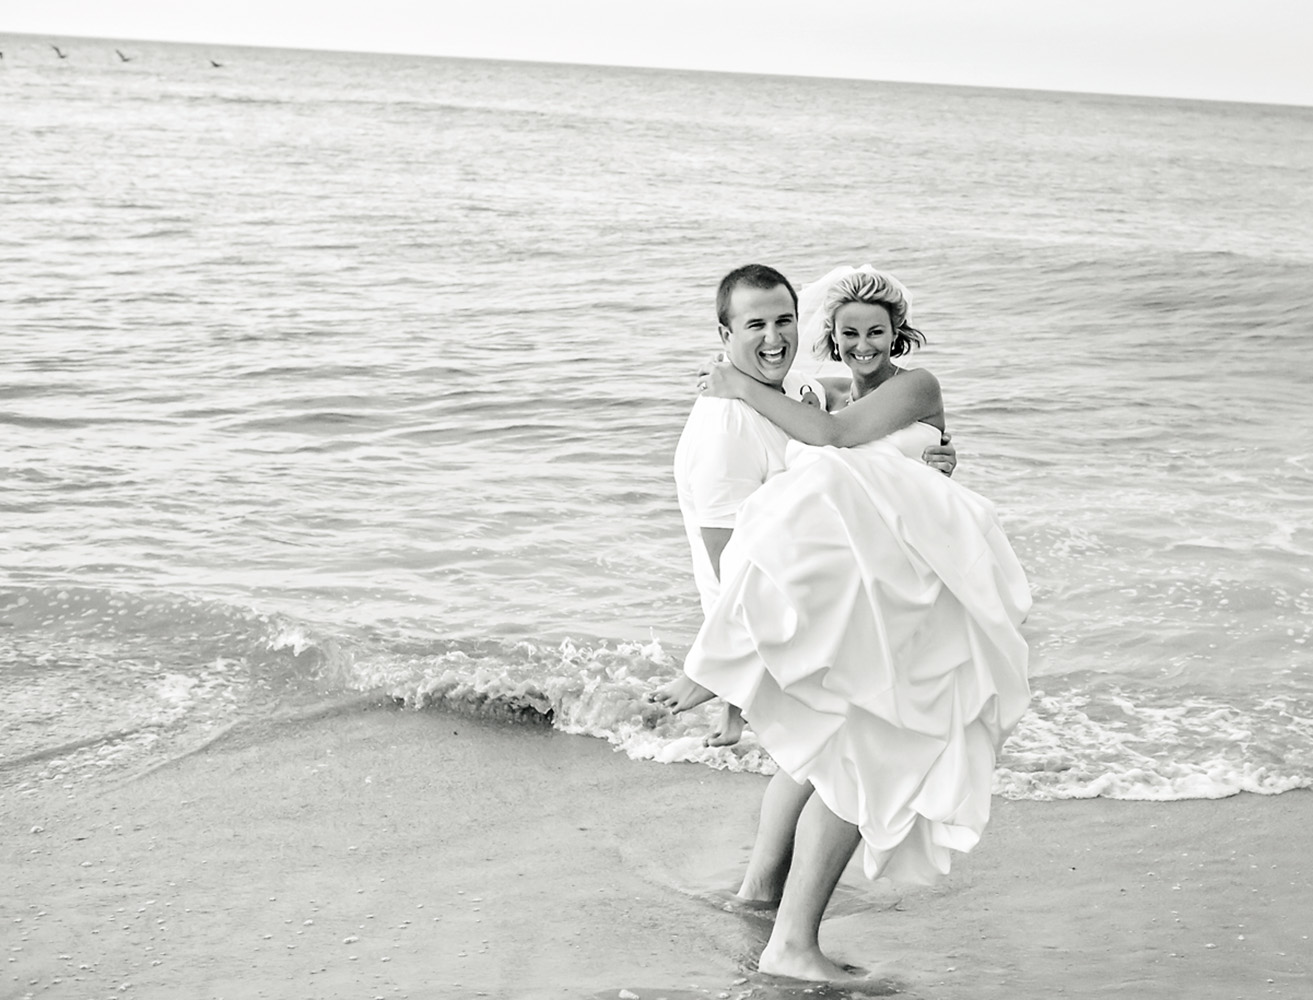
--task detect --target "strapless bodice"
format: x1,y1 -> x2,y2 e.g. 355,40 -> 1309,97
878,421 -> 943,459
785,421 -> 942,465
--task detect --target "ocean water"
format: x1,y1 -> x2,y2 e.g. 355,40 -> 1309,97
3,34 -> 1312,802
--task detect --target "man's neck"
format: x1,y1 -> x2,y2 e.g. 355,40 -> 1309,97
731,360 -> 788,393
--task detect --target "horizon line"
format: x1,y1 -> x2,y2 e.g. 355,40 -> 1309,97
3,28 -> 1310,111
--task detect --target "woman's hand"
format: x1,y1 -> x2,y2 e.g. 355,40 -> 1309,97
696,355 -> 750,400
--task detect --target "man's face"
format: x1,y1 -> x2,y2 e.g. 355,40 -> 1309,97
719,284 -> 798,387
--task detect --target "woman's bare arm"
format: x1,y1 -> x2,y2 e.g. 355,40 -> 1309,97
704,360 -> 943,447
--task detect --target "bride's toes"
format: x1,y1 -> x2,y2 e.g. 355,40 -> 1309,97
649,676 -> 715,713
704,705 -> 745,747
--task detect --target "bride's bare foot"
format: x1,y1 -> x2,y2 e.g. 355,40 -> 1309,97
703,887 -> 777,919
734,877 -> 783,908
647,675 -> 715,713
705,703 -> 745,747
757,939 -> 863,982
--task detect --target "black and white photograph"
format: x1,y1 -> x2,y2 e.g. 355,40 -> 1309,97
3,2 -> 1311,998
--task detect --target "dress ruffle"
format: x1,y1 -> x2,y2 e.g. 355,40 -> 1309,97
684,433 -> 1031,883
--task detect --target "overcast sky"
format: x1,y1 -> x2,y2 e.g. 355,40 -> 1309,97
4,0 -> 1310,106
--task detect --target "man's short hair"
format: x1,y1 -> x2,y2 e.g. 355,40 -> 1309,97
716,264 -> 798,328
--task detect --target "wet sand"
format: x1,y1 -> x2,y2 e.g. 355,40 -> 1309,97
4,705 -> 1310,999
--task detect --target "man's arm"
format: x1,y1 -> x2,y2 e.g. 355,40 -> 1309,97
700,526 -> 733,580
697,524 -> 743,746
681,405 -> 767,575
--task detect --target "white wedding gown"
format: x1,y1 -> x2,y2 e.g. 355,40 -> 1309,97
684,423 -> 1032,883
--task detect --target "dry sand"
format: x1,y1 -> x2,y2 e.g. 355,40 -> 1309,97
4,705 -> 1310,1000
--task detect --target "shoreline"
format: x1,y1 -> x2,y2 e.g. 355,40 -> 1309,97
4,706 -> 1310,999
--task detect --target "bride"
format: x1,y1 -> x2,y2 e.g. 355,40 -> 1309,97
682,265 -> 1032,980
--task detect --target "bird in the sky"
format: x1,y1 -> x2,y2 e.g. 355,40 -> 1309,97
209,58 -> 223,68
51,45 -> 68,59
115,49 -> 133,63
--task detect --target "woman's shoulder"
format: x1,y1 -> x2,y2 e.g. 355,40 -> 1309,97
897,367 -> 944,430
895,366 -> 942,404
897,365 -> 939,387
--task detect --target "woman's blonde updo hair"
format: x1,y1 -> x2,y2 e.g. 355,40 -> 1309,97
812,268 -> 926,361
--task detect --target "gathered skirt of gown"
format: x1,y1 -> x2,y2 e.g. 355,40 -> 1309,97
683,423 -> 1031,884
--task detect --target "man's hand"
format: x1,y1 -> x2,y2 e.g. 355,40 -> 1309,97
923,430 -> 957,477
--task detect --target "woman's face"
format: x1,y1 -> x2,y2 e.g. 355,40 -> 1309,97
832,301 -> 895,376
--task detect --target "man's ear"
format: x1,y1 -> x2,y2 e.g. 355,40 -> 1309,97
717,324 -> 731,345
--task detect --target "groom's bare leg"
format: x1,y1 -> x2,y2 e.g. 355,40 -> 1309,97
736,770 -> 814,904
758,793 -> 862,980
647,674 -> 716,713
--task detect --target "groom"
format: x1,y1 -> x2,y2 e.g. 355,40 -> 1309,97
652,262 -> 955,978
654,263 -> 955,736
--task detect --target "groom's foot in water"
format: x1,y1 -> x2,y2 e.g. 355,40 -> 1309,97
758,940 -> 864,982
647,675 -> 715,713
705,703 -> 744,747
